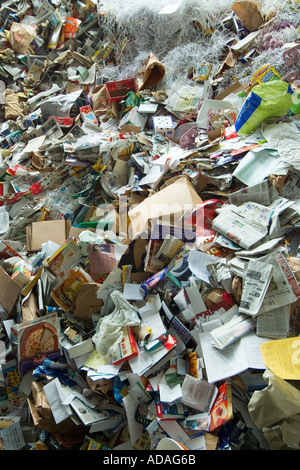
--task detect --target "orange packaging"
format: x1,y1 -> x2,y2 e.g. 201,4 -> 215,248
188,351 -> 198,378
60,17 -> 81,44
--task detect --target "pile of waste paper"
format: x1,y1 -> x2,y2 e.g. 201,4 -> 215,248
0,0 -> 299,451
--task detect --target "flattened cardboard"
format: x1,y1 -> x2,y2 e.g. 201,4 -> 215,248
0,267 -> 23,316
26,219 -> 71,252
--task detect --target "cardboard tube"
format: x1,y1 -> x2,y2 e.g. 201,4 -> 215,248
133,325 -> 151,342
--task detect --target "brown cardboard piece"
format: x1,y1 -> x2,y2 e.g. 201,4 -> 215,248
27,381 -> 85,435
21,292 -> 39,323
73,282 -> 104,323
91,84 -> 110,116
232,0 -> 265,32
26,219 -> 71,252
135,53 -> 165,91
0,267 -> 23,316
5,90 -> 25,120
128,177 -> 203,239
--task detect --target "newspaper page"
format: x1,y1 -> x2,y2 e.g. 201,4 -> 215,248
239,259 -> 274,316
256,304 -> 290,339
0,419 -> 25,450
258,250 -> 299,314
212,208 -> 268,249
229,180 -> 278,206
210,312 -> 257,349
232,201 -> 273,228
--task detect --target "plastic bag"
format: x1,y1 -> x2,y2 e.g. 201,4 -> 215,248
8,23 -> 36,54
248,369 -> 300,449
235,80 -> 294,135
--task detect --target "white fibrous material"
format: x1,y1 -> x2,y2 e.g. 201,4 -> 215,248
97,0 -> 300,89
259,0 -> 300,22
98,0 -> 234,64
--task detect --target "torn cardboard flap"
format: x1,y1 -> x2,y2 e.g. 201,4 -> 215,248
21,292 -> 39,323
135,52 -> 166,91
73,282 -> 104,323
128,177 -> 203,239
26,219 -> 71,252
27,381 -> 83,435
0,267 -> 23,316
231,0 -> 265,32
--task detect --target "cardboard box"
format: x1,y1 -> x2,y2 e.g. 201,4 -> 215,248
11,260 -> 32,287
105,78 -> 136,104
152,115 -> 175,139
26,219 -> 71,252
62,337 -> 94,359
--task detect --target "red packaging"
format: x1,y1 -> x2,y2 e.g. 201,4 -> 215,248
185,199 -> 224,237
111,326 -> 138,365
210,381 -> 233,432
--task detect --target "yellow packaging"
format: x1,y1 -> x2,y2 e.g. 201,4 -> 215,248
251,65 -> 281,86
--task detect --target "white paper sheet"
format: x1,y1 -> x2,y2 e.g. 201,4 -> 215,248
43,378 -> 73,424
199,331 -> 270,383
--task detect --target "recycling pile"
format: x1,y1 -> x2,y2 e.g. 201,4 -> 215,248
0,0 -> 299,452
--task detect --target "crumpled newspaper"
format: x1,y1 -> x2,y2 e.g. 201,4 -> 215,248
92,289 -> 140,357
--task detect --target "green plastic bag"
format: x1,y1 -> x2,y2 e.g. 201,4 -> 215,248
235,80 -> 294,135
